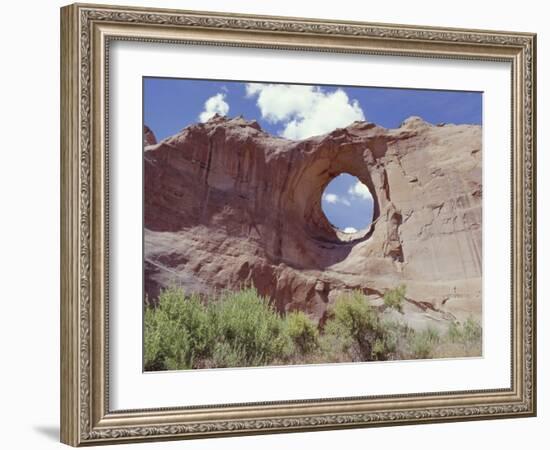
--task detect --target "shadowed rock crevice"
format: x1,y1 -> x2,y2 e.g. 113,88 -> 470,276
144,115 -> 482,329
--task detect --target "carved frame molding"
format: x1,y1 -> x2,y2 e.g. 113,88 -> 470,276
60,3 -> 536,446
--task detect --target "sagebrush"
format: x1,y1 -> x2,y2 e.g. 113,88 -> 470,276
144,286 -> 482,370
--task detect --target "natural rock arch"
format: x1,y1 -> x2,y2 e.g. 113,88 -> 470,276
144,115 -> 482,329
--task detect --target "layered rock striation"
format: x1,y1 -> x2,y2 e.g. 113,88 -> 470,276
144,115 -> 482,329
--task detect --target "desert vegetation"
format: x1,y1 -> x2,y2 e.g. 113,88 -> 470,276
144,286 -> 482,371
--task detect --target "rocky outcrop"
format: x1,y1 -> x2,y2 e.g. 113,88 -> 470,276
144,114 -> 482,330
144,125 -> 157,147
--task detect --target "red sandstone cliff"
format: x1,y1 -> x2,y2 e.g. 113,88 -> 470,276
144,115 -> 482,330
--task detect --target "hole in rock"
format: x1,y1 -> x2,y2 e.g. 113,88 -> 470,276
321,173 -> 374,236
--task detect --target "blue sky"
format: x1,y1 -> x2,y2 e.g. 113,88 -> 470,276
143,77 -> 481,232
143,77 -> 482,141
322,174 -> 374,232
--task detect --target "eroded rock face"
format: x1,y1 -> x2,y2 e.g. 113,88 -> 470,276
144,114 -> 482,329
144,125 -> 157,147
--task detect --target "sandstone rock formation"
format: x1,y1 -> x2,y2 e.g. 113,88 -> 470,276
144,125 -> 157,147
144,114 -> 482,330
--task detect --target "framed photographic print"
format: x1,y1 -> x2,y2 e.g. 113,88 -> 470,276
60,3 -> 537,446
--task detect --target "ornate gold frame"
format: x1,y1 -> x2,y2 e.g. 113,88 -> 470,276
60,3 -> 536,446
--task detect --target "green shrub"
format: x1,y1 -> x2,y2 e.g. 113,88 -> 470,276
324,291 -> 389,361
317,332 -> 353,363
144,306 -> 165,371
285,311 -> 319,354
410,327 -> 440,359
448,317 -> 482,344
211,288 -> 291,367
447,321 -> 461,343
209,341 -> 248,368
145,287 -> 291,369
144,287 -> 213,371
143,283 -> 480,369
371,338 -> 387,360
444,316 -> 482,359
383,284 -> 406,313
462,317 -> 482,343
373,319 -> 405,358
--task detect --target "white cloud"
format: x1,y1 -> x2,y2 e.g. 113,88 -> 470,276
323,193 -> 338,204
199,93 -> 229,122
323,193 -> 351,207
245,83 -> 365,140
343,227 -> 358,234
348,181 -> 373,201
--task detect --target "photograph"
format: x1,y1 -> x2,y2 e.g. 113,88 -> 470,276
142,78 -> 483,371
56,2 -> 537,446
